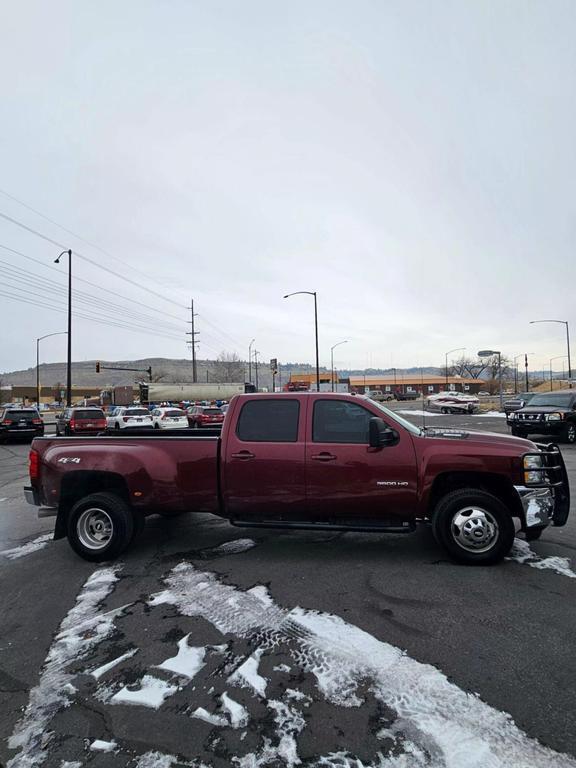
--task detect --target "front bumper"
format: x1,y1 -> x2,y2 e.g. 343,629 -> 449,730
514,486 -> 555,528
509,419 -> 564,435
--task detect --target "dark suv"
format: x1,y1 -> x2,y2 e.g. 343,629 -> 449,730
509,390 -> 576,443
56,407 -> 107,436
504,392 -> 537,421
0,407 -> 44,442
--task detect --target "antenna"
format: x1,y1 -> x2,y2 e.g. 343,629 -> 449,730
421,367 -> 426,431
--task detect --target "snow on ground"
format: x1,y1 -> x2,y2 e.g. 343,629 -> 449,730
476,410 -> 507,418
111,674 -> 179,709
7,565 -> 125,768
89,739 -> 117,752
133,752 -> 179,768
397,410 -> 440,418
147,562 -> 576,768
209,538 -> 257,555
0,533 -> 52,560
228,649 -> 268,698
90,648 -> 138,680
507,538 -> 576,579
156,633 -> 208,679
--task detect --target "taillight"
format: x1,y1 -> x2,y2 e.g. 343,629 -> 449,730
69,419 -> 76,430
29,449 -> 39,481
161,415 -> 167,420
97,420 -> 107,428
32,419 -> 42,425
123,417 -> 130,422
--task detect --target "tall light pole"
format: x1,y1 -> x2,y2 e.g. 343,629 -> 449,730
478,349 -> 503,410
512,352 -> 534,394
530,320 -> 572,389
254,350 -> 260,390
248,338 -> 255,383
549,356 -> 568,392
36,332 -> 67,406
444,347 -> 465,388
54,249 -> 73,406
330,340 -> 348,392
283,291 -> 319,392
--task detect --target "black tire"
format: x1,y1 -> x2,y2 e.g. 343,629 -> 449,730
441,407 -> 449,415
563,422 -> 576,444
525,528 -> 544,542
67,492 -> 134,562
154,422 -> 160,429
432,488 -> 515,565
56,425 -> 61,436
115,422 -> 120,430
64,426 -> 71,436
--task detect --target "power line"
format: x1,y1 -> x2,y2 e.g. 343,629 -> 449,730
0,210 -> 188,310
0,242 -> 187,324
0,262 -> 184,334
0,186 -> 181,290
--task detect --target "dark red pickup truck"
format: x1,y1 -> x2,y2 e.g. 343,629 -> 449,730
25,393 -> 570,565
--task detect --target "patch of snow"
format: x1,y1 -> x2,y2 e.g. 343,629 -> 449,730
273,663 -> 291,673
7,566 -> 123,768
0,533 -> 52,560
476,410 -> 507,418
247,585 -> 274,606
192,707 -> 228,727
89,739 -> 117,752
111,675 -> 179,709
133,751 -> 179,768
90,648 -> 138,680
285,688 -> 311,703
210,538 -> 257,556
228,649 -> 268,698
59,762 -> 82,768
151,561 -> 576,768
507,538 -> 576,579
221,692 -> 249,728
157,634 -> 206,679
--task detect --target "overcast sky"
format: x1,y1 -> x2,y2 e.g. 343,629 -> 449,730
1,1 -> 575,376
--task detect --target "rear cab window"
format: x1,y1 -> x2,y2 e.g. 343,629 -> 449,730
236,399 -> 300,442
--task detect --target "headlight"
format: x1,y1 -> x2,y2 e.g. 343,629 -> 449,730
524,470 -> 546,484
523,455 -> 542,469
545,413 -> 562,421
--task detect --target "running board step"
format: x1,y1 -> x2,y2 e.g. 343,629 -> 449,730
231,520 -> 416,534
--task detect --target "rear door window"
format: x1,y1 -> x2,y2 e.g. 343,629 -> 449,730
6,410 -> 35,420
74,409 -> 105,419
236,400 -> 300,442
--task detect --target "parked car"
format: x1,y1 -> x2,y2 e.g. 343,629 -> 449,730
106,406 -> 153,430
0,407 -> 44,442
509,390 -> 576,443
368,391 -> 394,402
187,405 -> 225,428
25,393 -> 569,563
394,391 -> 419,401
151,407 -> 189,430
56,407 -> 107,436
504,392 -> 537,420
427,391 -> 479,414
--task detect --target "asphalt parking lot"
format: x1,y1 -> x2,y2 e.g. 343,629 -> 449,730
1,404 -> 576,767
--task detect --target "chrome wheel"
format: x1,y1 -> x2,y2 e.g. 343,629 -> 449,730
76,507 -> 113,551
450,506 -> 499,553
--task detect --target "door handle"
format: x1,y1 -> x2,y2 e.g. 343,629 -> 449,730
310,453 -> 337,462
231,451 -> 255,460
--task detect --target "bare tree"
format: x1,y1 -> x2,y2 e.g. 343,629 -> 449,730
0,376 -> 8,407
211,351 -> 245,383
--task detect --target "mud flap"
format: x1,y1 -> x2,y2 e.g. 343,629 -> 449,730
553,450 -> 570,526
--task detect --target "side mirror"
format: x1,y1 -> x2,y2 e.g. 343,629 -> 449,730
369,417 -> 399,448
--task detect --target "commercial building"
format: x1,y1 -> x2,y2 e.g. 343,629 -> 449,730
286,373 -> 486,395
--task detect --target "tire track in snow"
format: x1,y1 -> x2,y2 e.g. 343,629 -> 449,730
148,562 -> 576,768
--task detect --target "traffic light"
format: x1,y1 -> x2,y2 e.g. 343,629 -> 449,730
96,362 -> 101,373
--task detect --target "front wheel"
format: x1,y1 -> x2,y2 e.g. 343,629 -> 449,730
563,422 -> 576,444
67,492 -> 134,562
432,488 -> 515,565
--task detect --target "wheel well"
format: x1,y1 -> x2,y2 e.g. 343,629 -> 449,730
427,472 -> 523,521
55,471 -> 130,539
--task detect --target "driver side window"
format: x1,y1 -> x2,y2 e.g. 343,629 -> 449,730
313,400 -> 374,444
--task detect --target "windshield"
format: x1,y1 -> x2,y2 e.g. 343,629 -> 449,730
203,408 -> 223,415
125,408 -> 149,416
73,409 -> 104,419
368,398 -> 422,436
528,394 -> 574,408
165,409 -> 185,417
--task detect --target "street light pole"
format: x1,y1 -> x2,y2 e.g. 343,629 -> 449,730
330,340 -> 348,392
254,350 -> 260,390
248,338 -> 255,383
54,249 -> 72,405
549,356 -> 568,392
36,332 -> 67,406
530,320 -> 572,389
444,347 -> 465,388
478,349 -> 503,410
283,291 -> 320,392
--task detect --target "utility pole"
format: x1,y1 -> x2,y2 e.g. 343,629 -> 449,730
525,354 -> 529,391
186,299 -> 199,382
248,339 -> 255,383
